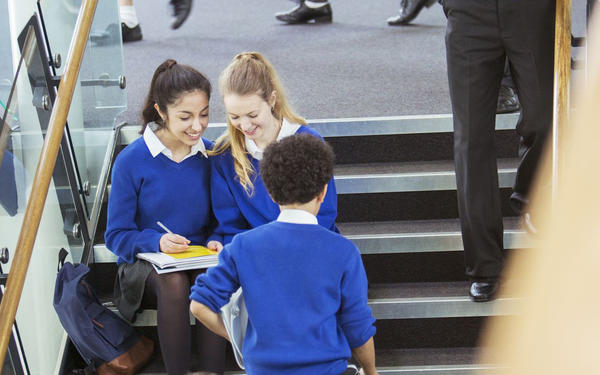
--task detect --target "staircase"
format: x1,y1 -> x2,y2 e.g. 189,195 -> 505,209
87,113 -> 527,374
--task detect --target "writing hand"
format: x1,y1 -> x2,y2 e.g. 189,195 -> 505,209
160,233 -> 190,253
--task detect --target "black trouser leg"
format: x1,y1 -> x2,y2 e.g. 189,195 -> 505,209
446,0 -> 506,280
446,0 -> 554,279
499,0 -> 555,205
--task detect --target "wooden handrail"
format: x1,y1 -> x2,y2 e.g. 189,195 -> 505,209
0,0 -> 98,368
552,0 -> 572,201
0,119 -> 11,170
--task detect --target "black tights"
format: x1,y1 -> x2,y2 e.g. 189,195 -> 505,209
142,269 -> 227,375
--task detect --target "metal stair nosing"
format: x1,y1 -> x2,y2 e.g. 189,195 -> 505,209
368,295 -> 522,320
347,229 -> 528,255
375,364 -> 504,375
334,167 -> 516,194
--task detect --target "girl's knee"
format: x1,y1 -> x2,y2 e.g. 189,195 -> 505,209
156,272 -> 190,300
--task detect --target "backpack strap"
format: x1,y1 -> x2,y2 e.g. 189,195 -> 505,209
57,248 -> 69,272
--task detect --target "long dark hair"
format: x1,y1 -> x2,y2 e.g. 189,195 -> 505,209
140,59 -> 212,134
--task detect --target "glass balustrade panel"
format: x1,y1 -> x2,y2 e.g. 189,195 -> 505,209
41,0 -> 127,218
0,23 -> 85,374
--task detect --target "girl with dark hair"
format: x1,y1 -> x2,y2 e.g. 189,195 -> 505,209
105,59 -> 226,375
209,51 -> 339,247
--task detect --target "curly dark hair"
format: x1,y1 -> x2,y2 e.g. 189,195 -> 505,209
260,133 -> 335,205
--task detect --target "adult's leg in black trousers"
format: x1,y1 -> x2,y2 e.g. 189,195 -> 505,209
143,271 -> 193,375
445,0 -> 506,280
500,0 -> 555,210
189,269 -> 227,374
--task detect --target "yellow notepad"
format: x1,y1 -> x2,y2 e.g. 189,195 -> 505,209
168,245 -> 217,259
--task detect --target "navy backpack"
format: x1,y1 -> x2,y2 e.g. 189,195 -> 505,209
53,250 -> 153,374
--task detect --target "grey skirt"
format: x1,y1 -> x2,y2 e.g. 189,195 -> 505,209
113,260 -> 154,323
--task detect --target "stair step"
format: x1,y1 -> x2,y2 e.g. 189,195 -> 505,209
103,280 -> 518,327
119,114 -> 519,145
93,217 -> 527,263
375,347 -> 500,374
369,282 -> 519,319
339,217 -> 528,254
137,346 -> 500,375
93,245 -> 118,263
308,113 -> 518,137
103,159 -> 518,198
334,158 -> 517,194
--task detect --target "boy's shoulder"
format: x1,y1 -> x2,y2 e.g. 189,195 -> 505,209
233,221 -> 357,252
296,125 -> 323,139
202,137 -> 214,151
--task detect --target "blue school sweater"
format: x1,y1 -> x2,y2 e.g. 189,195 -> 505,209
105,137 -> 218,264
190,220 -> 376,375
210,126 -> 338,244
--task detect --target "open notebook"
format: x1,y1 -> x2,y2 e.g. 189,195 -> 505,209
137,246 -> 218,274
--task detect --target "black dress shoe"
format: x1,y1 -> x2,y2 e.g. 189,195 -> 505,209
469,281 -> 498,302
496,85 -> 521,114
275,2 -> 333,24
387,0 -> 437,26
121,23 -> 143,43
170,0 -> 192,29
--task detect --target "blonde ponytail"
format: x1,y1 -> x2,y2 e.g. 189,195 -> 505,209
210,51 -> 306,194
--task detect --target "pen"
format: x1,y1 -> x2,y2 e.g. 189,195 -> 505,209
156,221 -> 173,234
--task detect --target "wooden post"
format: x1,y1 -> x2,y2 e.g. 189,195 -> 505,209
552,0 -> 572,201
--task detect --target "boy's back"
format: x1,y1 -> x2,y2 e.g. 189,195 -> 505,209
191,212 -> 375,375
190,133 -> 378,375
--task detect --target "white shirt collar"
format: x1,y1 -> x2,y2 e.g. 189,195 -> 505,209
143,122 -> 207,160
276,209 -> 319,225
245,118 -> 301,160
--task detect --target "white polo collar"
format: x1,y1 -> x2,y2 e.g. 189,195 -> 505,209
143,122 -> 207,160
276,209 -> 319,225
245,118 -> 301,160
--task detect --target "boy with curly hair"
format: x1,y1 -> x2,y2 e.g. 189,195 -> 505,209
190,133 -> 378,375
